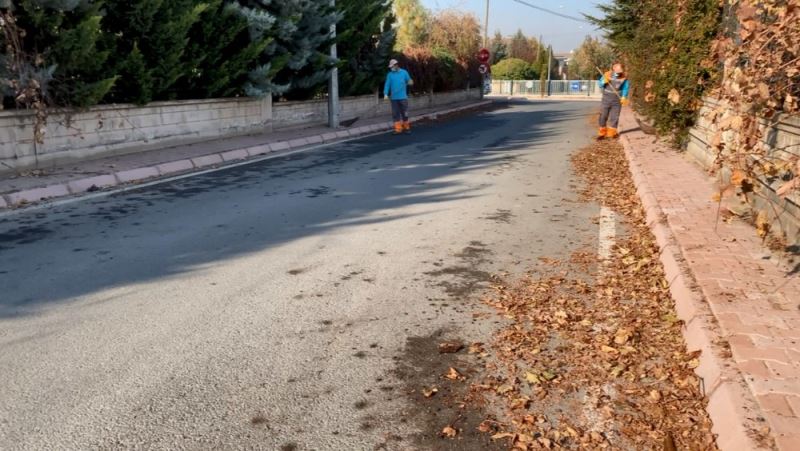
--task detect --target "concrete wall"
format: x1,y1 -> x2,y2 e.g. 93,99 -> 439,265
1,89 -> 480,173
686,98 -> 800,243
272,95 -> 377,129
1,97 -> 272,171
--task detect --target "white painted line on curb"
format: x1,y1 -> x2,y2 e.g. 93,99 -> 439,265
0,101 -> 492,219
598,205 -> 616,261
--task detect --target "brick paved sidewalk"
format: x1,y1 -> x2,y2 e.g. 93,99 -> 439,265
0,100 -> 490,210
619,108 -> 800,450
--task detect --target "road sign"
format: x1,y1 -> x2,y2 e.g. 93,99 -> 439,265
478,64 -> 489,74
483,74 -> 492,94
478,48 -> 490,64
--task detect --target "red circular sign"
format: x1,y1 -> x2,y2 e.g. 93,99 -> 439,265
478,48 -> 490,64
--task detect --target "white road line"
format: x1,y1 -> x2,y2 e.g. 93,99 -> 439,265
598,205 -> 616,261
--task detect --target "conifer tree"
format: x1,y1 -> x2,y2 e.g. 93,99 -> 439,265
103,0 -> 208,104
489,31 -> 508,64
336,0 -> 395,96
234,0 -> 339,99
1,0 -> 115,107
177,0 -> 271,98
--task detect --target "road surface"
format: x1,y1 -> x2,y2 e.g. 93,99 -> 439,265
0,100 -> 602,450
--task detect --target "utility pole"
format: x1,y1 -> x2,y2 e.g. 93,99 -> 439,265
537,34 -> 542,61
483,0 -> 489,48
327,0 -> 339,128
546,45 -> 552,96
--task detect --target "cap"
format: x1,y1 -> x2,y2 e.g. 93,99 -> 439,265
388,59 -> 398,68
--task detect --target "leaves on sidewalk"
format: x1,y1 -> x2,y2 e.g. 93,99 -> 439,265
460,141 -> 717,450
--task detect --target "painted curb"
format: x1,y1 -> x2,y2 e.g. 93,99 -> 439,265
619,129 -> 769,451
0,100 -> 492,211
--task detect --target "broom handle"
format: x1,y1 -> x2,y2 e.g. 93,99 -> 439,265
596,67 -> 622,100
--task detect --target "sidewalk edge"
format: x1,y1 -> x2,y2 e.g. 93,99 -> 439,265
618,128 -> 772,451
1,100 -> 492,211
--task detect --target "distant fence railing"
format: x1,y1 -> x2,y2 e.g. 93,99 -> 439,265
490,80 -> 601,98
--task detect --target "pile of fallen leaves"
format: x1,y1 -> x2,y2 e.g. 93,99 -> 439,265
456,141 -> 717,449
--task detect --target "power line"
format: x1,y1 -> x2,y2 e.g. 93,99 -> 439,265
510,0 -> 591,24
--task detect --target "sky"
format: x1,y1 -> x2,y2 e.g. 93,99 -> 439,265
420,0 -> 607,53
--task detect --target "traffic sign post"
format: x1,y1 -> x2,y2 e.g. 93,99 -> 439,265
478,48 -> 491,96
478,48 -> 490,64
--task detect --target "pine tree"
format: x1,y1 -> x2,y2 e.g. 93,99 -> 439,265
489,31 -> 507,64
336,0 -> 395,96
508,29 -> 536,62
177,0 -> 271,98
234,0 -> 339,99
2,0 -> 116,107
103,0 -> 208,104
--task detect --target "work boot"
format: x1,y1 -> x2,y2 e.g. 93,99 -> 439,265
402,120 -> 411,134
596,127 -> 607,140
393,121 -> 403,135
606,127 -> 619,139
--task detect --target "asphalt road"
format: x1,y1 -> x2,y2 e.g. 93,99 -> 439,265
0,99 -> 602,450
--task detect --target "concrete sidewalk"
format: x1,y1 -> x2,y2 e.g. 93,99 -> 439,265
619,108 -> 800,450
0,100 -> 491,210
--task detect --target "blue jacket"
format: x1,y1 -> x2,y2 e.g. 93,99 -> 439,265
384,69 -> 411,100
598,71 -> 629,100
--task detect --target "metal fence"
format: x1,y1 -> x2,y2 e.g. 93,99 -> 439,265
490,80 -> 601,98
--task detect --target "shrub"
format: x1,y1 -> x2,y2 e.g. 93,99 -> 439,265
491,58 -> 537,80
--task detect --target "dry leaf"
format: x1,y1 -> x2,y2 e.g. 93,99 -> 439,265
438,341 -> 463,354
491,432 -> 515,440
445,367 -> 462,380
614,328 -> 633,345
441,426 -> 457,438
422,387 -> 438,398
755,210 -> 771,238
496,384 -> 514,394
668,88 -> 680,105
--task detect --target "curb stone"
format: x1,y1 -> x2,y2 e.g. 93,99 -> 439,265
0,100 -> 492,211
115,166 -> 160,183
67,174 -> 118,194
619,131 -> 769,451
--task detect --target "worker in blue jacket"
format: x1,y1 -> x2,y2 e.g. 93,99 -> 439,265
597,62 -> 630,139
384,59 -> 414,135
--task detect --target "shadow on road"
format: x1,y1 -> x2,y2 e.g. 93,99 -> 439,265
0,100 -> 593,317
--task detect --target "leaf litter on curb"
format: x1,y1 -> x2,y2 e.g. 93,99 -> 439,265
455,140 -> 717,450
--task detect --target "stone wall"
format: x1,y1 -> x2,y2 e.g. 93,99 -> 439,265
1,97 -> 271,171
686,98 -> 800,243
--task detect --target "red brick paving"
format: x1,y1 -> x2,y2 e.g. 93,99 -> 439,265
619,107 -> 800,450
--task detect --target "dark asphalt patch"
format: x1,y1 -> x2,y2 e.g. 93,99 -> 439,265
425,242 -> 494,299
391,331 -> 506,451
